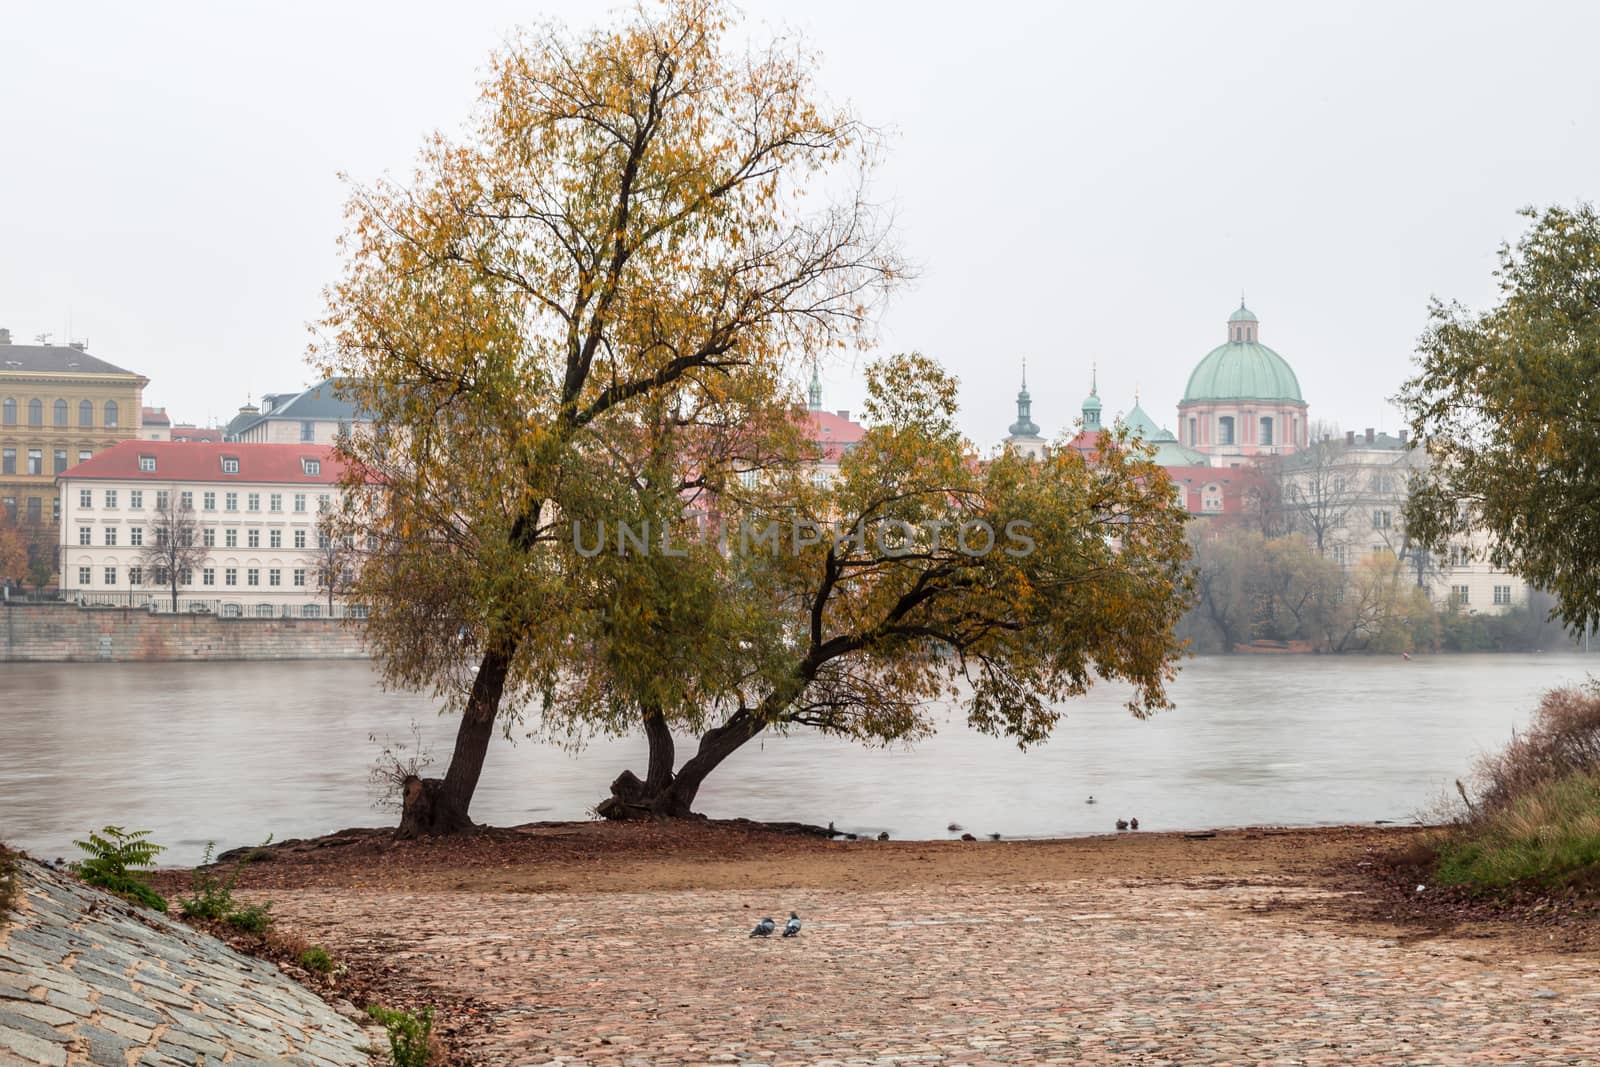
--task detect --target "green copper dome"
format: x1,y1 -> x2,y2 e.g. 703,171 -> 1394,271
1183,304 -> 1303,403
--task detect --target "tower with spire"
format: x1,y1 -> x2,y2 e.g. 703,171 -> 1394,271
807,361 -> 823,412
1081,364 -> 1102,431
1002,359 -> 1047,459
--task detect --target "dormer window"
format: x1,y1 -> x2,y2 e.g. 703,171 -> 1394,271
138,456 -> 156,473
302,459 -> 321,476
221,456 -> 240,474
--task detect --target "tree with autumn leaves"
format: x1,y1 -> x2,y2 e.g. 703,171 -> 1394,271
321,0 -> 1195,835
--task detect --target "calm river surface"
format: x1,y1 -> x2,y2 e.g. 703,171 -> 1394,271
2,653 -> 1595,865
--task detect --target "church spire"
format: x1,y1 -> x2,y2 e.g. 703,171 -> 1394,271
807,360 -> 822,411
1081,362 -> 1102,431
1009,360 -> 1040,437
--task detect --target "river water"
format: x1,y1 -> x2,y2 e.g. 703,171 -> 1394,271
1,653 -> 1594,865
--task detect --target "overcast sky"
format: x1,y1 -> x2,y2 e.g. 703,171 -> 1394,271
3,1 -> 1597,444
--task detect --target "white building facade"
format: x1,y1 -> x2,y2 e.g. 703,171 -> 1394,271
56,441 -> 359,618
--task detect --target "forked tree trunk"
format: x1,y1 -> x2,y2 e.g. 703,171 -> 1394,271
397,645 -> 512,836
598,709 -> 767,819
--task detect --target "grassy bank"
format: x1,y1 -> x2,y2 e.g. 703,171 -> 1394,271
1425,685 -> 1600,895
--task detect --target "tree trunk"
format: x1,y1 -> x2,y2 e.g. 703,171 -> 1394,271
397,645 -> 512,837
643,710 -> 675,793
597,709 -> 766,819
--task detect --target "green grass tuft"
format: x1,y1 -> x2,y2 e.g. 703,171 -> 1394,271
366,1003 -> 434,1067
1434,768 -> 1600,890
299,945 -> 338,973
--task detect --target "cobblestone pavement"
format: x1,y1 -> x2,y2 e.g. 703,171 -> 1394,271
0,859 -> 371,1067
269,876 -> 1600,1066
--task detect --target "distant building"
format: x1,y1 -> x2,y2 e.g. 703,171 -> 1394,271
223,380 -> 368,444
171,425 -> 223,443
141,407 -> 172,441
57,441 -> 359,617
0,330 -> 148,534
1176,302 -> 1309,464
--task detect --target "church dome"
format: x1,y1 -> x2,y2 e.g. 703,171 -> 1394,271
1182,303 -> 1303,403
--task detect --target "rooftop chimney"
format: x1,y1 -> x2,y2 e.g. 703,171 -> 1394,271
1399,429 -> 1409,446
0,328 -> 10,345
1365,427 -> 1375,444
1345,430 -> 1356,446
836,409 -> 850,422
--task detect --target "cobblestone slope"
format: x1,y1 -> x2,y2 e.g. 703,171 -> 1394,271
0,858 -> 371,1066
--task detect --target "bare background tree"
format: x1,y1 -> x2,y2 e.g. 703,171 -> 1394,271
138,497 -> 207,611
1279,420 -> 1356,556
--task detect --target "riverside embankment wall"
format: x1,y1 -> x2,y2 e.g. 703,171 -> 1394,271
1,603 -> 367,661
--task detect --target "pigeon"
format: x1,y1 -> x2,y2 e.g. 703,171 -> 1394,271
1086,795 -> 1097,805
749,917 -> 776,938
1116,819 -> 1129,831
960,832 -> 977,841
988,832 -> 1001,841
947,822 -> 964,832
877,831 -> 890,841
1129,817 -> 1140,830
783,912 -> 801,937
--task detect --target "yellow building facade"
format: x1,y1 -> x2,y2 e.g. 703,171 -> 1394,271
0,332 -> 148,534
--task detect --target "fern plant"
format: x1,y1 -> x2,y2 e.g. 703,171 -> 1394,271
72,826 -> 167,912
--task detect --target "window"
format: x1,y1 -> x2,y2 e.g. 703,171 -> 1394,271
269,493 -> 282,512
224,568 -> 238,586
737,468 -> 759,489
221,457 -> 240,475
246,568 -> 260,587
225,529 -> 238,548
317,531 -> 330,550
130,490 -> 143,509
1372,509 -> 1391,529
1492,585 -> 1511,605
79,488 -> 92,508
303,459 -> 321,476
104,527 -> 117,546
1330,544 -> 1348,565
28,398 -> 42,426
269,529 -> 282,549
268,568 -> 281,587
300,420 -> 315,443
27,448 -> 42,475
129,566 -> 143,586
202,491 -> 216,510
293,493 -> 306,513
104,401 -> 118,428
54,449 -> 67,475
54,399 -> 67,426
138,456 -> 156,473
1217,416 -> 1235,446
0,448 -> 13,475
225,492 -> 238,511
247,529 -> 260,549
1187,417 -> 1197,445
130,527 -> 143,547
104,489 -> 118,509
293,568 -> 306,587
154,527 -> 168,547
1259,417 -> 1273,446
1,398 -> 13,425
78,449 -> 91,463
203,568 -> 216,586
245,492 -> 259,512
103,566 -> 117,585
318,493 -> 331,512
79,400 -> 93,427
153,490 -> 167,512
78,566 -> 91,586
26,497 -> 39,524
348,605 -> 368,620
293,529 -> 306,549
302,603 -> 322,618
255,603 -> 275,618
180,490 -> 193,510
221,603 -> 241,617
1448,544 -> 1470,567
79,526 -> 92,546
2,497 -> 15,520
203,528 -> 215,547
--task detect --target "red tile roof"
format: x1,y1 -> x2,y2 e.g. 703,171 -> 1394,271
805,409 -> 866,463
171,427 -> 223,442
141,406 -> 171,426
59,440 -> 348,485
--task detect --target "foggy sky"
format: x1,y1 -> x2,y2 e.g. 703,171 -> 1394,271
3,0 -> 1597,445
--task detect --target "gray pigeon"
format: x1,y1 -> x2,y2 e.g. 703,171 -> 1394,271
749,917 -> 776,938
1116,819 -> 1129,831
1129,817 -> 1140,830
782,912 -> 801,937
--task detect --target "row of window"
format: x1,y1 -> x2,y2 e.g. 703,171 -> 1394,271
1450,585 -> 1514,606
1185,414 -> 1300,449
1,398 -> 120,429
1,447 -> 95,476
0,496 -> 50,524
74,487 -> 331,513
79,525 -> 331,549
75,564 -> 341,588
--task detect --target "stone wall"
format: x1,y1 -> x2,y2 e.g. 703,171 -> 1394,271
1,603 -> 367,662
